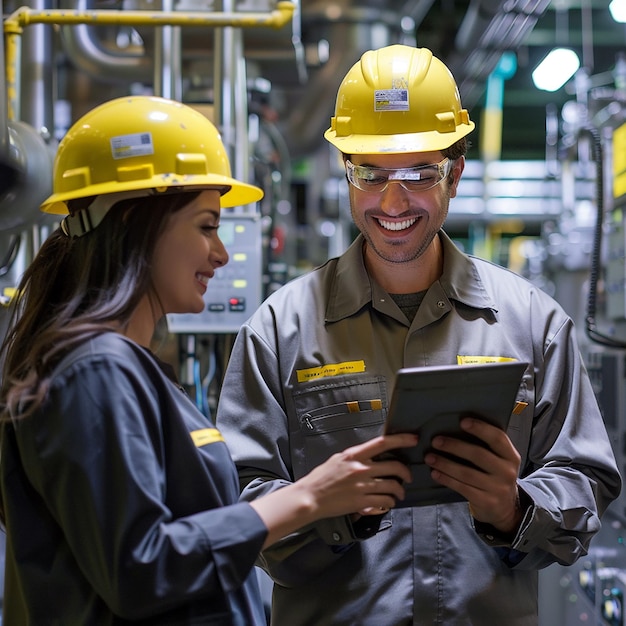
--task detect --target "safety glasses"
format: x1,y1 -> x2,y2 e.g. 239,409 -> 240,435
345,157 -> 452,193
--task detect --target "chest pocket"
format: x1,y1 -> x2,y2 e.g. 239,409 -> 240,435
291,376 -> 387,475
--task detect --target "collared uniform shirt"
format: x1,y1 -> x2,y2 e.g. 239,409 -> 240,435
217,231 -> 621,626
1,333 -> 268,625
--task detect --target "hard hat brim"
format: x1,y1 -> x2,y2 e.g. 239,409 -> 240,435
40,173 -> 264,215
324,122 -> 475,155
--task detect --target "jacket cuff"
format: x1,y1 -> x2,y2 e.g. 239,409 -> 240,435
316,513 -> 391,545
473,487 -> 535,549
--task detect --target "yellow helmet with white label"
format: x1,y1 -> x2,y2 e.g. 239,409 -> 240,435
324,45 -> 474,154
41,95 -> 263,215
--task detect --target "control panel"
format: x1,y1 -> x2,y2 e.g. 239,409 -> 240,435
167,213 -> 263,334
586,349 -> 626,523
539,508 -> 626,626
538,344 -> 626,625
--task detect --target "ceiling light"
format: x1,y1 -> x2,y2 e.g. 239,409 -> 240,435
609,0 -> 626,23
532,48 -> 581,91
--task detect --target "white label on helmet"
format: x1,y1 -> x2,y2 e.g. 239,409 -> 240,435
374,89 -> 409,112
110,133 -> 155,160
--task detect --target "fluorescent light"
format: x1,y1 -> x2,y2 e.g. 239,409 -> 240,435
532,48 -> 581,92
610,0 -> 626,23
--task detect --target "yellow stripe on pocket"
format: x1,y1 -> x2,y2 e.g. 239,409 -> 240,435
296,360 -> 367,382
457,355 -> 517,365
190,428 -> 224,447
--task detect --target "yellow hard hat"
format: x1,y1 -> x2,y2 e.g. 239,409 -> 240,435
41,95 -> 263,215
324,45 -> 475,155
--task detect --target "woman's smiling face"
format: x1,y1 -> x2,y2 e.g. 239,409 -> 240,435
151,189 -> 228,315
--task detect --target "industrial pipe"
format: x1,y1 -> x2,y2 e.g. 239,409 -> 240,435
3,1 -> 296,121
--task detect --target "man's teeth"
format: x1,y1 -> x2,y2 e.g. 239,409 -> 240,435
378,218 -> 417,231
196,273 -> 209,286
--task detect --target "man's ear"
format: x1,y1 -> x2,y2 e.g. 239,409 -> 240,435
449,156 -> 465,199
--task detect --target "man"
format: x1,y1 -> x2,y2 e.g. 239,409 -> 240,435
216,45 -> 621,625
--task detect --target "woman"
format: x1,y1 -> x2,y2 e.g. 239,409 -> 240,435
0,96 -> 415,625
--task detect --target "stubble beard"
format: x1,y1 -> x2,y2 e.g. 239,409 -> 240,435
357,204 -> 449,265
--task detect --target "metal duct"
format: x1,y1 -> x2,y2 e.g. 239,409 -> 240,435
446,0 -> 553,108
278,2 -> 418,158
0,1 -> 56,234
20,0 -> 55,134
58,0 -> 153,84
0,120 -> 53,234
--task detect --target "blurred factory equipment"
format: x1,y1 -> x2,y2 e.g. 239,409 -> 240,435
530,36 -> 626,623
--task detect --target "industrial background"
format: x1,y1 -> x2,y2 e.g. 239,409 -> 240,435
1,1 -> 626,624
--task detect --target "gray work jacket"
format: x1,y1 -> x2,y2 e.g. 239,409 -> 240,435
216,231 -> 621,626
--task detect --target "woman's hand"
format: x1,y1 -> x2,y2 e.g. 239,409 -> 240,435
296,433 -> 417,518
251,433 -> 417,547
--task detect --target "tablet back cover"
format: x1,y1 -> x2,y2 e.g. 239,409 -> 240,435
384,361 -> 526,507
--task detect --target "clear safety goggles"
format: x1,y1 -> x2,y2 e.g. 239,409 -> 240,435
345,157 -> 452,193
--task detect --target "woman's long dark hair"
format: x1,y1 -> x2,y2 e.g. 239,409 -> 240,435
0,190 -> 201,421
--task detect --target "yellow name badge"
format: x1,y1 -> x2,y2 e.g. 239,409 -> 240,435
190,428 -> 224,447
296,360 -> 366,383
457,355 -> 517,365
457,355 -> 529,414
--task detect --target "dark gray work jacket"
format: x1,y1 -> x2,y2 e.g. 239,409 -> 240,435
1,333 -> 268,625
217,231 -> 621,626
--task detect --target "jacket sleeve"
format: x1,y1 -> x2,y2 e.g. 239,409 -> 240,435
506,315 -> 621,569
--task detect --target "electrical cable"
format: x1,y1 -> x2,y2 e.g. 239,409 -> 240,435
251,116 -> 292,299
193,358 -> 208,417
201,339 -> 217,421
583,125 -> 626,348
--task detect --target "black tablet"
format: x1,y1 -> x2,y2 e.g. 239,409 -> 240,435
383,361 -> 527,508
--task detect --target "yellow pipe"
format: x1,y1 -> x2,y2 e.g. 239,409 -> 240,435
4,28 -> 20,123
4,3 -> 294,29
3,2 -> 295,120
